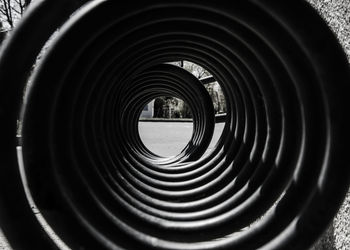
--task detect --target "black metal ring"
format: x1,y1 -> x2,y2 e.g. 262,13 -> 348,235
0,0 -> 349,249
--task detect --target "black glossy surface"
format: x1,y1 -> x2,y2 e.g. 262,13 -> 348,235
0,0 -> 349,249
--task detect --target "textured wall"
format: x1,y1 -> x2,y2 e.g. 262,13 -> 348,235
306,0 -> 350,249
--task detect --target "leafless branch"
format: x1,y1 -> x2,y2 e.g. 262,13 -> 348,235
0,0 -> 30,29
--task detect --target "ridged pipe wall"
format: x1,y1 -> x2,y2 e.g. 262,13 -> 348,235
0,0 -> 349,249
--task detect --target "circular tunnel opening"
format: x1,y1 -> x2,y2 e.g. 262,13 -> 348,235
138,97 -> 194,157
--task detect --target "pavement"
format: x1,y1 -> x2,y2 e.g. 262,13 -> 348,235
0,230 -> 9,250
307,1 -> 350,249
138,121 -> 224,157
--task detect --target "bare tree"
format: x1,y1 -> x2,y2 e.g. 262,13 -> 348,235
0,0 -> 30,30
168,60 -> 210,79
183,61 -> 210,79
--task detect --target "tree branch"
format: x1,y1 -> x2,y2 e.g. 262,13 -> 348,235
0,0 -> 31,29
10,5 -> 21,15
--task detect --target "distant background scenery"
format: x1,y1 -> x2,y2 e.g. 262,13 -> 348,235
140,61 -> 226,119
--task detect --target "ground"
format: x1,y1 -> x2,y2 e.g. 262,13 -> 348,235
138,121 -> 224,157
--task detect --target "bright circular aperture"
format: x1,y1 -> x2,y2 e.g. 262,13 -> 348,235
138,98 -> 193,157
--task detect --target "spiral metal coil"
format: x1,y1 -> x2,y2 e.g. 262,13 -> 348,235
1,0 -> 350,249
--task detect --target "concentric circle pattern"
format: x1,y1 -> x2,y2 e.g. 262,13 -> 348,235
0,0 -> 350,249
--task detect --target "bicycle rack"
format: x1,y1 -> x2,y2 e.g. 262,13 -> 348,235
0,0 -> 349,249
